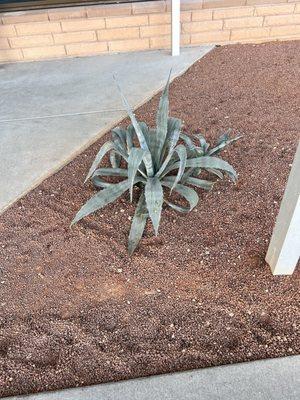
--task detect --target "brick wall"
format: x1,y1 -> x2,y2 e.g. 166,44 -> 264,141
0,0 -> 299,62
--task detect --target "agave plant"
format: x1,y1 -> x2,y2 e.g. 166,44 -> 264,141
71,73 -> 240,254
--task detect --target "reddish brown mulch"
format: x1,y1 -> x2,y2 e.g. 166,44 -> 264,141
0,41 -> 299,398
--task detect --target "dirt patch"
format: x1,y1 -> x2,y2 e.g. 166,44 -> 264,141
0,41 -> 299,397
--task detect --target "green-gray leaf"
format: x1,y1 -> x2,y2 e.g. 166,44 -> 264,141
92,168 -> 128,177
155,70 -> 171,166
162,179 -> 199,212
128,148 -> 146,202
170,144 -> 187,192
128,192 -> 148,255
85,141 -> 115,183
71,179 -> 130,226
145,177 -> 164,235
164,156 -> 237,181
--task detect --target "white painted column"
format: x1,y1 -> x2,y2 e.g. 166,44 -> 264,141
266,141 -> 300,275
171,0 -> 180,56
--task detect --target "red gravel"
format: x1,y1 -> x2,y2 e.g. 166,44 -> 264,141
0,40 -> 299,397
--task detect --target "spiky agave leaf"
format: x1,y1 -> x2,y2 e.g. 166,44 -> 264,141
71,179 -> 131,226
128,148 -> 146,202
162,178 -> 199,213
208,134 -> 242,156
170,144 -> 187,192
85,141 -> 115,183
113,76 -> 154,177
163,156 -> 237,182
154,70 -> 172,168
128,192 -> 148,255
145,177 -> 164,235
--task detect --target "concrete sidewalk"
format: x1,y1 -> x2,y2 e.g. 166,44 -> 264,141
7,356 -> 300,400
0,46 -> 213,213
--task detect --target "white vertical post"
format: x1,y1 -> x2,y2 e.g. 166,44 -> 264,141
266,141 -> 300,275
172,0 -> 180,56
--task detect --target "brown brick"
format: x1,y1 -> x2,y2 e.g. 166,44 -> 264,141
270,24 -> 300,36
132,1 -> 166,14
9,34 -> 53,48
0,38 -> 9,49
191,30 -> 230,43
182,20 -> 223,33
48,7 -> 87,20
264,14 -> 300,26
97,27 -> 139,41
61,18 -> 105,32
224,16 -> 263,29
53,31 -> 96,44
0,24 -> 16,37
66,41 -> 108,56
213,6 -> 254,19
15,22 -> 61,35
0,48 -> 22,62
178,0 -> 203,11
231,26 -> 270,40
140,24 -> 171,37
203,0 -> 246,9
150,33 -> 190,48
254,4 -> 295,16
22,45 -> 66,60
149,12 -> 191,25
106,15 -> 148,28
1,11 -> 48,24
246,0 -> 287,5
109,38 -> 149,52
192,10 -> 213,21
166,0 -> 203,12
86,4 -> 132,18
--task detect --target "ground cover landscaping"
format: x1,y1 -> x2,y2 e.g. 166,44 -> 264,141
0,40 -> 299,397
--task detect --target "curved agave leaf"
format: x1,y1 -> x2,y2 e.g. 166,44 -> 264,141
155,128 -> 180,177
128,192 -> 148,255
208,135 -> 242,156
92,176 -> 112,189
183,176 -> 214,191
112,127 -> 127,150
71,179 -> 131,226
126,126 -> 134,152
180,133 -> 199,156
154,70 -> 171,167
164,156 -> 237,181
85,141 -> 115,183
206,168 -> 224,180
195,134 -> 210,153
165,174 -> 214,191
92,168 -> 128,177
110,151 -> 121,168
128,148 -> 146,202
159,117 -> 182,167
162,179 -> 199,212
114,77 -> 154,177
145,177 -> 164,235
170,144 -> 187,192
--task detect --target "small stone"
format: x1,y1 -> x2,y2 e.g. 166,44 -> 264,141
205,250 -> 210,255
229,312 -> 234,317
126,300 -> 131,305
128,216 -> 132,221
120,209 -> 125,213
116,268 -> 123,273
187,248 -> 190,253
